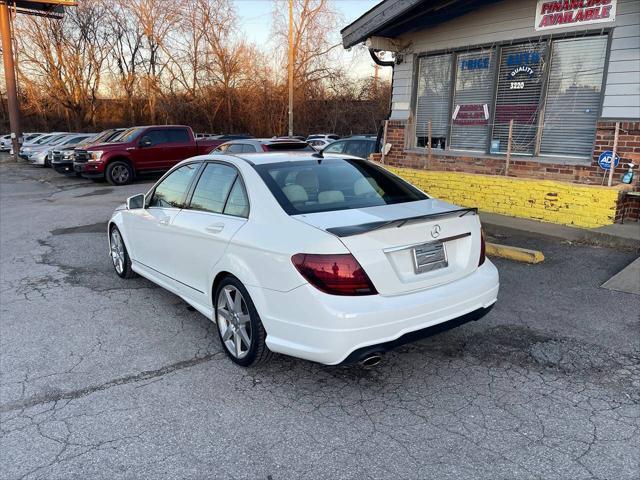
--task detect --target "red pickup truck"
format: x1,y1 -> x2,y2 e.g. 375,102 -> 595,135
73,125 -> 222,185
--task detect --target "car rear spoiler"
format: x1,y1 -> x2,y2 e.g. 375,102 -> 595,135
325,207 -> 478,238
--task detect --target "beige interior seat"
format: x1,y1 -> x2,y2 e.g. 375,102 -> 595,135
295,171 -> 319,198
318,190 -> 345,204
282,184 -> 308,203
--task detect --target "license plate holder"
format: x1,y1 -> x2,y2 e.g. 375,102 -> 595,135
412,241 -> 448,274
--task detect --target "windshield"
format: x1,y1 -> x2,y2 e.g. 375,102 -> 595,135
61,136 -> 90,146
254,158 -> 428,215
48,135 -> 73,146
75,134 -> 100,147
33,135 -> 54,145
84,130 -> 114,145
115,127 -> 145,143
108,130 -> 126,142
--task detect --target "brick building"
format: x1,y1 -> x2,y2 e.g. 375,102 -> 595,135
342,0 -> 640,226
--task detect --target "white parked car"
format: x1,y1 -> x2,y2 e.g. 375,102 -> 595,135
307,133 -> 339,142
19,132 -> 68,160
0,134 -> 12,151
108,153 -> 499,367
307,138 -> 334,150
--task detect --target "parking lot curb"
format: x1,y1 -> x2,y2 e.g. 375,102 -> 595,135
486,243 -> 545,264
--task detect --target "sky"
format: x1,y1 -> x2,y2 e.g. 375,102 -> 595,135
232,0 -> 390,80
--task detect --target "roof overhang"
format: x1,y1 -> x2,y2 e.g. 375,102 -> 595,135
3,1 -> 76,19
341,0 -> 502,49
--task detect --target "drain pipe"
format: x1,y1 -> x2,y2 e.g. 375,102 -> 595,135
369,49 -> 395,163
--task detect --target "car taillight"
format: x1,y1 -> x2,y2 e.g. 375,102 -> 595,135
479,229 -> 486,266
291,253 -> 377,296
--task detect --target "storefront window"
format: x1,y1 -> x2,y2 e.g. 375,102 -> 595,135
450,49 -> 496,151
411,34 -> 608,160
415,54 -> 452,150
492,43 -> 548,155
540,36 -> 608,158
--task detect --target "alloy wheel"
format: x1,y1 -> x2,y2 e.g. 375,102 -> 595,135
111,165 -> 130,184
110,229 -> 125,274
216,285 -> 252,359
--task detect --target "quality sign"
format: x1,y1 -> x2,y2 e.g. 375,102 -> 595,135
598,150 -> 620,170
535,0 -> 617,31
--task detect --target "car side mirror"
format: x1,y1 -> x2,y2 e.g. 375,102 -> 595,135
139,138 -> 151,148
127,193 -> 145,210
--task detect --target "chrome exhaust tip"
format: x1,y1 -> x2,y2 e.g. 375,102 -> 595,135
360,354 -> 382,367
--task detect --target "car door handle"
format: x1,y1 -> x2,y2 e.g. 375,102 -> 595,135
158,219 -> 169,226
205,223 -> 225,234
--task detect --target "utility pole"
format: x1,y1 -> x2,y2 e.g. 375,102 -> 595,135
287,0 -> 294,137
0,2 -> 22,155
373,63 -> 379,95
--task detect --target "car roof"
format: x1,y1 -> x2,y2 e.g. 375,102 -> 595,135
340,135 -> 377,140
193,151 -> 365,166
222,138 -> 307,144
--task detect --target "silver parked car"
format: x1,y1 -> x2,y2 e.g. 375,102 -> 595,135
211,138 -> 315,154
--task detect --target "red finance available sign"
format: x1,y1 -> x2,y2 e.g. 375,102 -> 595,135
535,0 -> 617,31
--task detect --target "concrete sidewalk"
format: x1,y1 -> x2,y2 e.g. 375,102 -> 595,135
481,212 -> 640,250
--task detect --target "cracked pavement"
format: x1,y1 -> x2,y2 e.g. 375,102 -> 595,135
0,160 -> 638,479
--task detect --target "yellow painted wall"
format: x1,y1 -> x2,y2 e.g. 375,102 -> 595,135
385,167 -> 621,228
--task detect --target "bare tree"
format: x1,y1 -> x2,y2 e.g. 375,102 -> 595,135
16,0 -> 110,129
106,0 -> 144,125
8,0 -> 389,137
270,0 -> 344,133
272,0 -> 342,84
126,0 -> 182,123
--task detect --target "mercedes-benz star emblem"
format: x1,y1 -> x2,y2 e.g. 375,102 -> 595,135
430,224 -> 441,239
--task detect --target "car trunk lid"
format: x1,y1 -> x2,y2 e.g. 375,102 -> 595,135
293,199 -> 482,296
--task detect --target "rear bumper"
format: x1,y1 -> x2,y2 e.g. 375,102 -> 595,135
341,305 -> 493,364
248,260 -> 499,365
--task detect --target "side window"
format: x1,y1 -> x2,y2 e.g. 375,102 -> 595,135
140,130 -> 169,147
166,128 -> 190,143
323,141 -> 344,154
189,163 -> 238,214
225,143 -> 244,153
224,179 -> 249,218
345,141 -> 374,159
148,163 -> 199,208
344,141 -> 362,156
242,144 -> 258,153
365,141 -> 377,158
213,144 -> 228,153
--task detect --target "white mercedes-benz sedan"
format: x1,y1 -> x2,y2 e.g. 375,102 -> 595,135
108,153 -> 499,367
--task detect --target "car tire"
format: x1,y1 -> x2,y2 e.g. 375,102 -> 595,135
109,226 -> 136,279
106,161 -> 134,186
214,276 -> 273,367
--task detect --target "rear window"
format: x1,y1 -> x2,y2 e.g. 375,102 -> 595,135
265,142 -> 314,152
253,158 -> 427,215
166,128 -> 190,143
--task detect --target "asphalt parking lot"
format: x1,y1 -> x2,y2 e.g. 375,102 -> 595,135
1,159 -> 639,480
